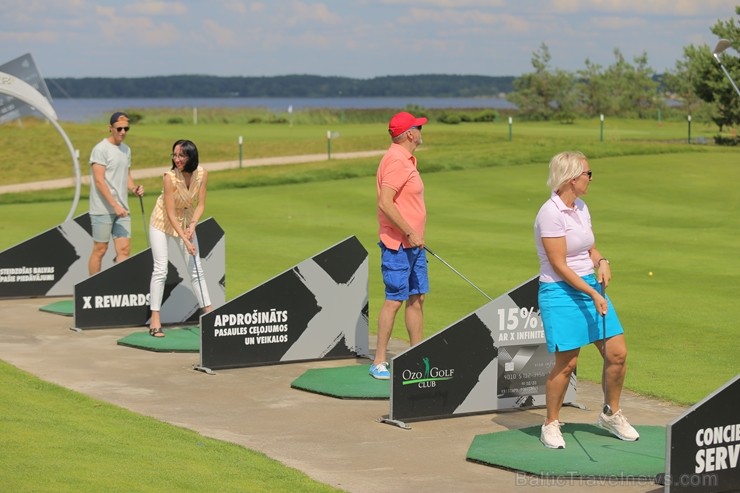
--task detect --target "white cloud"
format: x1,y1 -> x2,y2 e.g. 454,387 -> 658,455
283,1 -> 342,26
551,0 -> 736,16
202,19 -> 239,46
123,2 -> 189,16
0,0 -> 737,77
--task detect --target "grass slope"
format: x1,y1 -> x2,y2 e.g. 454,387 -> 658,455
0,360 -> 341,493
1,151 -> 736,404
1,117 -> 738,490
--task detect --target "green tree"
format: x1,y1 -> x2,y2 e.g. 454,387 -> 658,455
662,49 -> 708,119
668,6 -> 740,131
708,6 -> 740,131
507,43 -> 577,121
599,49 -> 659,118
576,59 -> 610,117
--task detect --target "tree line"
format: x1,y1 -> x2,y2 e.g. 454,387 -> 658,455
47,74 -> 515,99
507,5 -> 739,133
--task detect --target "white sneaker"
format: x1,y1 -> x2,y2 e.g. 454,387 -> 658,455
598,409 -> 640,441
540,420 -> 566,449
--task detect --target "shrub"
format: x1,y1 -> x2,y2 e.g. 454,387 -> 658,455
714,134 -> 739,146
125,112 -> 143,124
473,110 -> 498,122
438,113 -> 461,124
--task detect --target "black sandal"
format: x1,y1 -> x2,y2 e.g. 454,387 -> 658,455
149,328 -> 165,338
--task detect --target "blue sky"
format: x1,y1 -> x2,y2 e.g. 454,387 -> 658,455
1,1 -> 737,79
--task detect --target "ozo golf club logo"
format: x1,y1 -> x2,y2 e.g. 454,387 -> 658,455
401,357 -> 455,388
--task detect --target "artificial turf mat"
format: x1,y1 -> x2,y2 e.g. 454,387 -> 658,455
117,326 -> 200,352
291,363 -> 390,399
38,299 -> 74,316
467,423 -> 665,480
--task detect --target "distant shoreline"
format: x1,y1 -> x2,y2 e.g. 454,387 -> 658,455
46,73 -> 516,99
53,96 -> 516,123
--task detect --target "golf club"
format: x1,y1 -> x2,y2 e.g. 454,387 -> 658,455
600,281 -> 611,416
138,194 -> 149,247
423,246 -> 493,301
712,38 -> 740,98
192,251 -> 208,312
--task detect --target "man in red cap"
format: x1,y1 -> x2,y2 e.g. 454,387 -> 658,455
370,111 -> 429,379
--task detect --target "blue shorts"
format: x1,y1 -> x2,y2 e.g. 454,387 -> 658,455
90,214 -> 131,243
538,274 -> 624,353
379,242 -> 429,301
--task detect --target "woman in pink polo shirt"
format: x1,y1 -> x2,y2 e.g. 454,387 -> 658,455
534,151 -> 639,449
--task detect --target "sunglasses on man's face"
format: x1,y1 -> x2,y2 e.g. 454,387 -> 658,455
114,126 -> 129,132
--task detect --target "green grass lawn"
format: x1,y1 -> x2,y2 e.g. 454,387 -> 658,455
0,360 -> 342,493
1,149 -> 737,404
198,152 -> 739,406
1,117 -> 738,490
0,117 -> 724,186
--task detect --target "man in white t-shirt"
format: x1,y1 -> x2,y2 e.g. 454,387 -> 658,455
88,111 -> 144,275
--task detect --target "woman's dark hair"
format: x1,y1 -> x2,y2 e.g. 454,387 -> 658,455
171,139 -> 199,173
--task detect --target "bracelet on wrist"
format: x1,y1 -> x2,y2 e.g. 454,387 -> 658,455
597,258 -> 609,266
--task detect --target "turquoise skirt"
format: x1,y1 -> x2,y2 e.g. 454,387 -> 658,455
538,274 -> 624,353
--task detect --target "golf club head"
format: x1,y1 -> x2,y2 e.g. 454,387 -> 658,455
713,39 -> 732,56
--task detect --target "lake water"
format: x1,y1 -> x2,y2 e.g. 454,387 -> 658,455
51,97 -> 516,123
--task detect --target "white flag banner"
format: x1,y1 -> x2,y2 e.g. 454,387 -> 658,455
0,53 -> 55,124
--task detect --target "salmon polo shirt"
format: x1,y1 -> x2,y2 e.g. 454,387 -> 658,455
376,143 -> 426,249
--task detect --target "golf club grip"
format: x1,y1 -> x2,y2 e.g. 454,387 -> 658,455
601,282 -> 607,317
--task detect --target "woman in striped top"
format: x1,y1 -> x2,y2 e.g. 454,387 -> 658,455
147,139 -> 211,337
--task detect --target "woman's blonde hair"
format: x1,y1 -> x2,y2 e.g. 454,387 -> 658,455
547,151 -> 587,192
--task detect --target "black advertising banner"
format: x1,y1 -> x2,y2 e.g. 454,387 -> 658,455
74,252 -> 155,328
390,314 -> 497,419
73,218 -> 225,329
0,213 -> 115,299
199,236 -> 369,371
389,276 -> 577,422
664,374 -> 740,493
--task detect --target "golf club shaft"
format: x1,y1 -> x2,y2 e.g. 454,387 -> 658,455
718,61 -> 740,98
138,195 -> 149,247
424,246 -> 493,301
192,252 -> 207,310
601,282 -> 610,414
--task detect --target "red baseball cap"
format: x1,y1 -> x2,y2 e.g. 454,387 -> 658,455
388,111 -> 428,138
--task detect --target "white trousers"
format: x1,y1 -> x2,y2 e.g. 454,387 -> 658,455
149,226 -> 211,312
